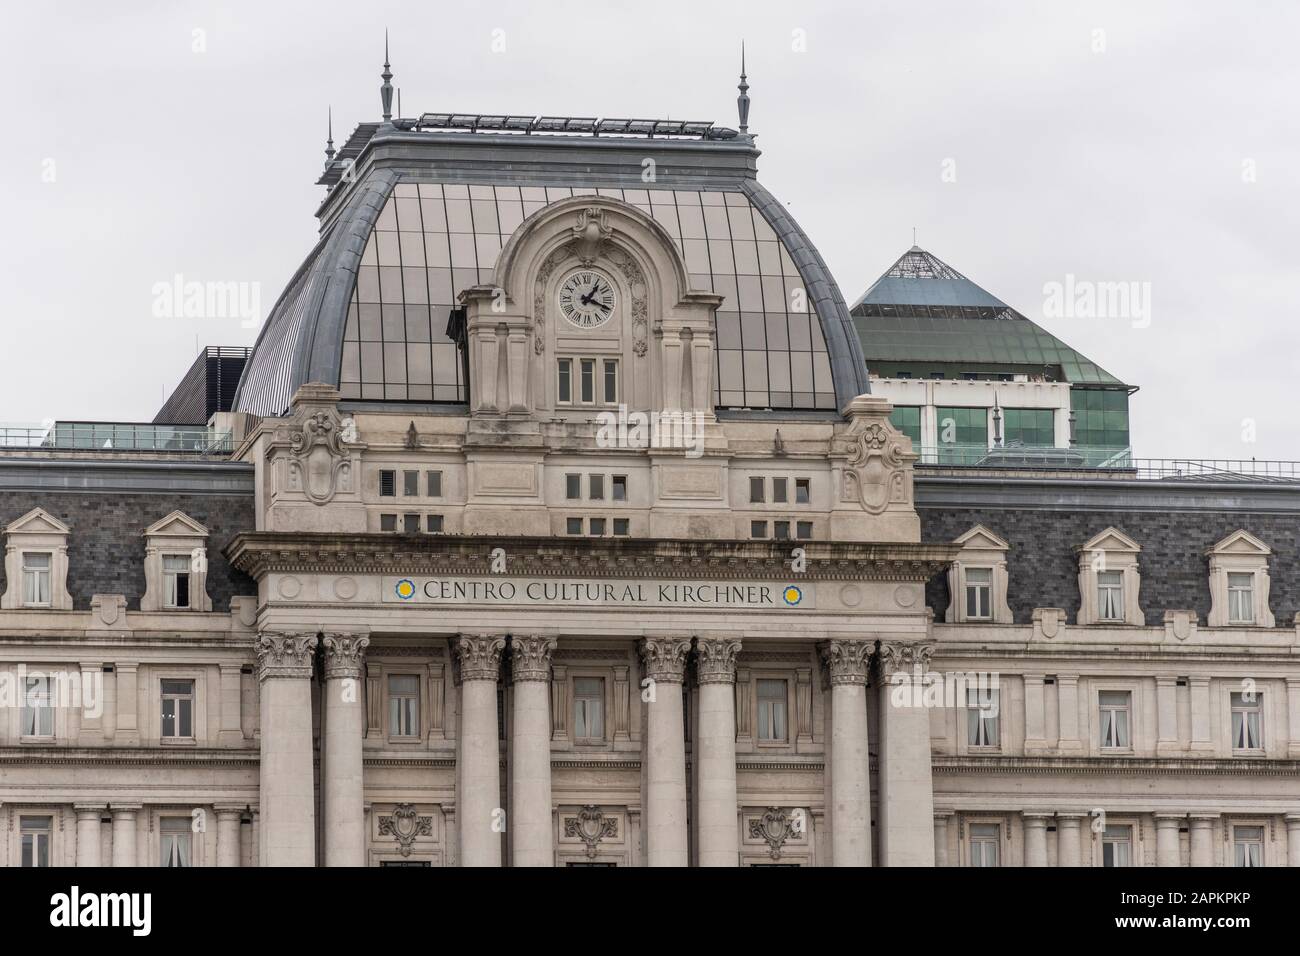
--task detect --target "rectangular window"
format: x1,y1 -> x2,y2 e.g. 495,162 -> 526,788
1233,826 -> 1264,867
757,679 -> 788,742
889,406 -> 922,445
557,358 -> 572,404
1004,408 -> 1055,447
613,518 -> 630,536
580,358 -> 595,404
565,474 -> 581,500
969,824 -> 999,867
1070,387 -> 1131,450
588,517 -> 606,536
22,675 -> 53,737
967,687 -> 999,748
379,513 -> 397,532
964,567 -> 993,620
751,520 -> 767,539
1097,570 -> 1124,621
403,513 -> 421,533
773,520 -> 790,541
795,478 -> 810,504
612,475 -> 627,501
388,675 -> 420,738
162,554 -> 191,609
1099,691 -> 1131,749
22,552 -> 51,607
160,818 -> 191,868
749,477 -> 765,503
1227,572 -> 1255,624
573,677 -> 605,741
566,517 -> 583,535
936,406 -> 989,463
602,359 -> 618,404
1231,692 -> 1263,750
161,679 -> 195,739
20,816 -> 52,868
1102,825 -> 1132,867
796,521 -> 812,540
379,470 -> 396,497
426,514 -> 444,534
403,470 -> 419,496
427,470 -> 443,497
772,478 -> 788,503
589,474 -> 604,500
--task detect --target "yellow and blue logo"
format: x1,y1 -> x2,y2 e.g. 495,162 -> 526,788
782,585 -> 803,607
394,578 -> 417,600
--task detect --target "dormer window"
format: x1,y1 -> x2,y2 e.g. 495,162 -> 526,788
945,526 -> 1013,624
964,568 -> 993,620
1227,573 -> 1255,624
1206,530 -> 1274,628
162,555 -> 192,609
1097,571 -> 1124,622
22,553 -> 52,607
141,512 -> 212,613
1076,527 -> 1144,626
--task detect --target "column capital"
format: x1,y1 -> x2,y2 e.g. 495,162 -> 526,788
213,804 -> 247,818
1055,813 -> 1087,824
695,636 -> 743,685
1283,813 -> 1300,825
455,633 -> 506,682
73,804 -> 107,816
254,631 -> 318,681
639,637 -> 692,684
1153,812 -> 1187,823
933,810 -> 956,821
1022,811 -> 1054,823
108,803 -> 142,814
819,639 -> 872,686
322,633 -> 370,680
510,634 -> 557,683
876,639 -> 936,679
1188,813 -> 1220,823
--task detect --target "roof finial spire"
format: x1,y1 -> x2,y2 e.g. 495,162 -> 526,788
736,41 -> 750,135
912,226 -> 917,248
381,31 -> 394,122
324,107 -> 336,169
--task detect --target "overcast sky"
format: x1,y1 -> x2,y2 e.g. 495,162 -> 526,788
2,1 -> 1296,460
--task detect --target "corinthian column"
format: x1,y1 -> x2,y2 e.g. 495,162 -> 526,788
510,634 -> 557,867
876,640 -> 937,866
695,636 -> 742,866
322,632 -> 370,867
456,634 -> 505,867
820,639 -> 873,866
255,631 -> 318,866
640,637 -> 692,866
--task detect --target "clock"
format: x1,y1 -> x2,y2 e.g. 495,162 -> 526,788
558,269 -> 617,329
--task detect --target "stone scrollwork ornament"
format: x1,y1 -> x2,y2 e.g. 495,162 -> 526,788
571,207 -> 613,264
563,805 -> 618,859
749,807 -> 797,860
843,421 -> 908,516
288,408 -> 353,505
532,242 -> 573,355
378,804 -> 433,857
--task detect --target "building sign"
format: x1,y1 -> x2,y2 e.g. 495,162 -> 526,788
384,576 -> 813,609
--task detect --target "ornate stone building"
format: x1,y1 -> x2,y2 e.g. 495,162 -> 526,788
0,58 -> 1295,867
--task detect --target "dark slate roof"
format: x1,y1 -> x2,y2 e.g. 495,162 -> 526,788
852,246 -> 1129,387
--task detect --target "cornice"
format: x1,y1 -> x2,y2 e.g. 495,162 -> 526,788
0,748 -> 258,768
226,533 -> 956,583
933,755 -> 1300,777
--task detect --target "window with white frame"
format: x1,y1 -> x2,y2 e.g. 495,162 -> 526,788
162,554 -> 192,609
1097,571 -> 1124,622
22,552 -> 51,607
1227,573 -> 1255,624
964,568 -> 993,621
1233,826 -> 1264,867
388,674 -> 420,738
1099,691 -> 1131,749
1230,692 -> 1262,751
20,816 -> 52,867
22,675 -> 53,738
969,824 -> 999,867
1102,825 -> 1132,866
557,357 -> 618,405
757,679 -> 788,742
966,686 -> 999,748
160,818 -> 191,867
573,677 -> 605,742
161,680 -> 194,739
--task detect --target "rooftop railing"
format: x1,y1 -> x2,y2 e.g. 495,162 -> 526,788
0,423 -> 233,454
916,443 -> 1300,482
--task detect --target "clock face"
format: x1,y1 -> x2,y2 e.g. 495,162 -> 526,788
558,270 -> 617,329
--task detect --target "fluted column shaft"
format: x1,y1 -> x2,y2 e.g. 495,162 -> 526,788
255,631 -> 318,866
1155,814 -> 1183,867
110,806 -> 139,867
640,637 -> 692,866
696,637 -> 742,866
821,640 -> 872,866
75,805 -> 104,867
320,632 -> 369,867
510,635 -> 557,867
456,634 -> 505,867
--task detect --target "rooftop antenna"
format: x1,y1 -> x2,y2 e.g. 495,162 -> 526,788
381,31 -> 394,122
912,226 -> 917,247
324,107 -> 336,169
736,42 -> 750,135
397,88 -> 402,120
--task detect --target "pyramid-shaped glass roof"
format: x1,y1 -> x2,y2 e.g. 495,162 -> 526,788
850,247 -> 1129,387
